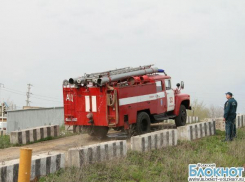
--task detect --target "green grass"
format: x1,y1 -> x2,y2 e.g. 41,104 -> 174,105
0,125 -> 75,149
40,128 -> 245,182
0,135 -> 13,149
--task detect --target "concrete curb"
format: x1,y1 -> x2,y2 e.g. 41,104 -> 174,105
177,121 -> 216,141
10,125 -> 59,145
131,129 -> 178,152
0,152 -> 65,182
68,140 -> 127,167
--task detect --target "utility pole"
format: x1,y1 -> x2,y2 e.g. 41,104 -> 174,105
1,103 -> 3,131
0,83 -> 4,131
26,84 -> 33,106
1,103 -> 6,131
0,83 -> 4,104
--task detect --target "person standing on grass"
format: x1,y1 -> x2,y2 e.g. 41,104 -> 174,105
223,92 -> 237,141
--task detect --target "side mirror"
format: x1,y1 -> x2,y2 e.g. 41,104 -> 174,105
176,83 -> 180,88
181,81 -> 184,89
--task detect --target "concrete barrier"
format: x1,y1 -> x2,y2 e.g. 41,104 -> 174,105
68,140 -> 127,167
215,118 -> 225,131
0,152 -> 65,182
10,125 -> 59,145
177,121 -> 215,141
131,129 -> 177,152
215,115 -> 245,131
235,115 -> 245,129
187,116 -> 199,124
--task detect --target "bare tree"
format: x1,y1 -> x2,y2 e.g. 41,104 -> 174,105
208,105 -> 223,118
5,98 -> 16,111
187,99 -> 209,120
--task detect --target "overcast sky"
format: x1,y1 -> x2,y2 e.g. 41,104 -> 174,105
0,0 -> 245,112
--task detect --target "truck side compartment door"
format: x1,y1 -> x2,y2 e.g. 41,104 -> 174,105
165,79 -> 175,111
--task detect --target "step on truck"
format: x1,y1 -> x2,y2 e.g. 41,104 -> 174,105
63,65 -> 191,138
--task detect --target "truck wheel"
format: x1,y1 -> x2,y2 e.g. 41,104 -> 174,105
136,112 -> 151,135
88,126 -> 109,139
175,105 -> 187,127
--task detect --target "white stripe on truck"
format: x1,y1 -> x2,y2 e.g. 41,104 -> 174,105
92,96 -> 97,112
85,96 -> 90,112
119,92 -> 165,106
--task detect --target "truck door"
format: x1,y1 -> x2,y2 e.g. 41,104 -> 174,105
63,88 -> 76,122
155,81 -> 167,113
165,79 -> 175,111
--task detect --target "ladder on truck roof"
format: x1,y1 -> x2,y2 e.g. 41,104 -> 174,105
67,64 -> 161,86
85,64 -> 153,78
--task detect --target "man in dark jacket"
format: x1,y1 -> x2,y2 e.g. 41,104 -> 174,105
223,92 -> 238,141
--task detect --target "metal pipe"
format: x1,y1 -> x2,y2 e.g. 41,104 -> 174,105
69,77 -> 85,85
18,148 -> 32,182
97,67 -> 158,86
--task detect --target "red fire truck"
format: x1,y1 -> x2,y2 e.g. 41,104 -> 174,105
63,65 -> 191,138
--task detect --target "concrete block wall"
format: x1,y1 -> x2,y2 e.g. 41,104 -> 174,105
177,121 -> 215,141
215,118 -> 225,131
186,116 -> 199,124
68,140 -> 127,167
0,152 -> 65,182
235,115 -> 245,129
215,115 -> 245,131
164,116 -> 199,124
131,129 -> 177,152
10,125 -> 59,145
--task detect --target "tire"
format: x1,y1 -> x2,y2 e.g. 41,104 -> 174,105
88,126 -> 109,139
136,112 -> 151,135
175,105 -> 187,127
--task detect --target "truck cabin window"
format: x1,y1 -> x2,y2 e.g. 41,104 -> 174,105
165,79 -> 171,90
156,81 -> 163,92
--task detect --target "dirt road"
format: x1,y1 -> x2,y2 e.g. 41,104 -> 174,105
0,134 -> 113,162
0,123 -> 175,162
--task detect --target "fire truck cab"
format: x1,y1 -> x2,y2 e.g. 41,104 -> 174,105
63,65 -> 191,138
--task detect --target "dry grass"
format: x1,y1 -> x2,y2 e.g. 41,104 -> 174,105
40,128 -> 245,182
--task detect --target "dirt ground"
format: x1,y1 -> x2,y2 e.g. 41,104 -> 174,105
0,123 -> 175,162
